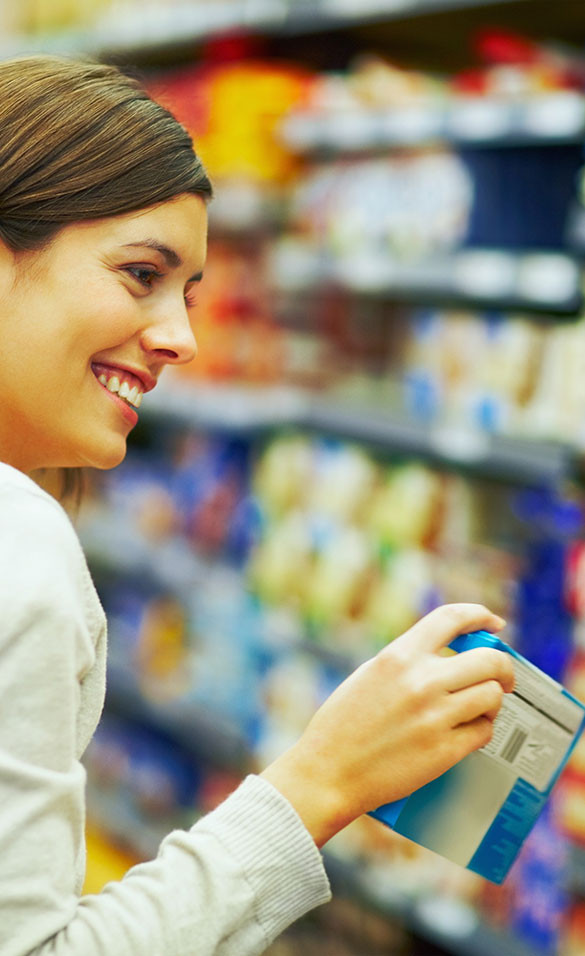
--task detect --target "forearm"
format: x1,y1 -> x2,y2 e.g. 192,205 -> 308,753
261,745 -> 351,849
2,776 -> 330,956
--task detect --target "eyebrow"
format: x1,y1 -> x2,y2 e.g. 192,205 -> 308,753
122,239 -> 203,282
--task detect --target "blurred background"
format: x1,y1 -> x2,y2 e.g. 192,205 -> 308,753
12,1 -> 585,953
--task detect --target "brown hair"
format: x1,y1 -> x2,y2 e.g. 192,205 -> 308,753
0,54 -> 212,250
0,54 -> 213,505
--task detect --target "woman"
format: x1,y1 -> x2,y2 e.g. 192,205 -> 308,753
0,54 -> 514,955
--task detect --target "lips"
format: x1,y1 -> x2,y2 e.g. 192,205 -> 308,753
91,361 -> 157,393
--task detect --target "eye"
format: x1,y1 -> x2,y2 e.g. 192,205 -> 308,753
124,265 -> 164,289
184,289 -> 199,309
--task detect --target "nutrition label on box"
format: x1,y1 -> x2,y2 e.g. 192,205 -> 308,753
483,656 -> 584,793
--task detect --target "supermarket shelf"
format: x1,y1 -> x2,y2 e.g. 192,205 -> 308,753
0,0 -> 544,60
308,400 -> 576,485
326,854 -> 536,956
272,244 -> 584,317
569,843 -> 585,896
281,91 -> 585,152
81,514 -> 359,673
105,656 -> 254,774
141,380 -> 579,486
281,0 -> 530,33
0,2 -> 289,59
79,509 -> 208,597
86,786 -> 165,862
403,903 -> 535,956
140,380 -> 309,433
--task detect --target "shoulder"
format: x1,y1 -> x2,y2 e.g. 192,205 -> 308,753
0,464 -> 90,600
0,463 -> 80,548
0,465 -> 107,735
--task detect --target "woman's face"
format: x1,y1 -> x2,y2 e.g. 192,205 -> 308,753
0,193 -> 207,473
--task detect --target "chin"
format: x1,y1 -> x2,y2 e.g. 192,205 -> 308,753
78,437 -> 129,471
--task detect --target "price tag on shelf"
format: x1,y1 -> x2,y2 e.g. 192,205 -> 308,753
243,0 -> 288,27
270,238 -> 320,290
338,253 -> 397,291
208,181 -> 269,230
448,98 -> 512,141
320,111 -> 378,150
516,254 -> 580,306
378,107 -> 443,145
397,257 -> 453,292
430,423 -> 491,464
521,92 -> 585,139
323,0 -> 413,17
415,896 -> 479,941
280,113 -> 320,150
453,251 -> 517,299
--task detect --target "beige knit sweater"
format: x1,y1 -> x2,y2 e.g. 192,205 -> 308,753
0,463 -> 330,955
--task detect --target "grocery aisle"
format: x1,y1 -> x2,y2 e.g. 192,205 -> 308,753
7,1 -> 585,954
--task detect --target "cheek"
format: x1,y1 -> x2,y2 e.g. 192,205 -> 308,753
70,282 -> 144,352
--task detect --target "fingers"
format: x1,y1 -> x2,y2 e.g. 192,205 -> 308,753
394,603 -> 506,655
448,679 -> 505,727
452,714 -> 496,757
443,647 -> 515,695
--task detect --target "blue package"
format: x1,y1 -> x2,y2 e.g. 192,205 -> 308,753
369,630 -> 585,883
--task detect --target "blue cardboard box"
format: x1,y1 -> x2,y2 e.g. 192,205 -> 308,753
369,630 -> 585,883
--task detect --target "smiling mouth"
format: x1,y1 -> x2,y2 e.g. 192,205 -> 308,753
91,364 -> 144,409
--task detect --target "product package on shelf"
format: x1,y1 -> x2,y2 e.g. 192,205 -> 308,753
248,434 -> 518,655
147,55 -> 312,207
277,33 -> 585,286
400,306 -> 585,447
554,629 -> 585,847
84,710 -> 243,866
370,630 -> 585,885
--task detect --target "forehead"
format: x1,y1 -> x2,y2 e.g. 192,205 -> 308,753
59,193 -> 208,266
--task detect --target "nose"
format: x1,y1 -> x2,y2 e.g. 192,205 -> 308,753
140,299 -> 197,366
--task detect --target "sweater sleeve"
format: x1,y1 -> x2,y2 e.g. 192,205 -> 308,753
0,484 -> 331,956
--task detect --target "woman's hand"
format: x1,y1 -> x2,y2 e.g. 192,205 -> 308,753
261,603 -> 515,847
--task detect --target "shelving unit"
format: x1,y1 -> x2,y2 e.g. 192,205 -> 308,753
569,844 -> 585,897
104,657 -> 253,773
0,2 -> 288,59
0,1 -> 541,60
326,854 -> 537,956
4,0 -> 585,67
140,379 -> 579,486
272,245 -> 584,315
281,91 -> 585,151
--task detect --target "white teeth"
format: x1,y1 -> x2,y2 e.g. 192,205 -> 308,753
95,369 -> 144,408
